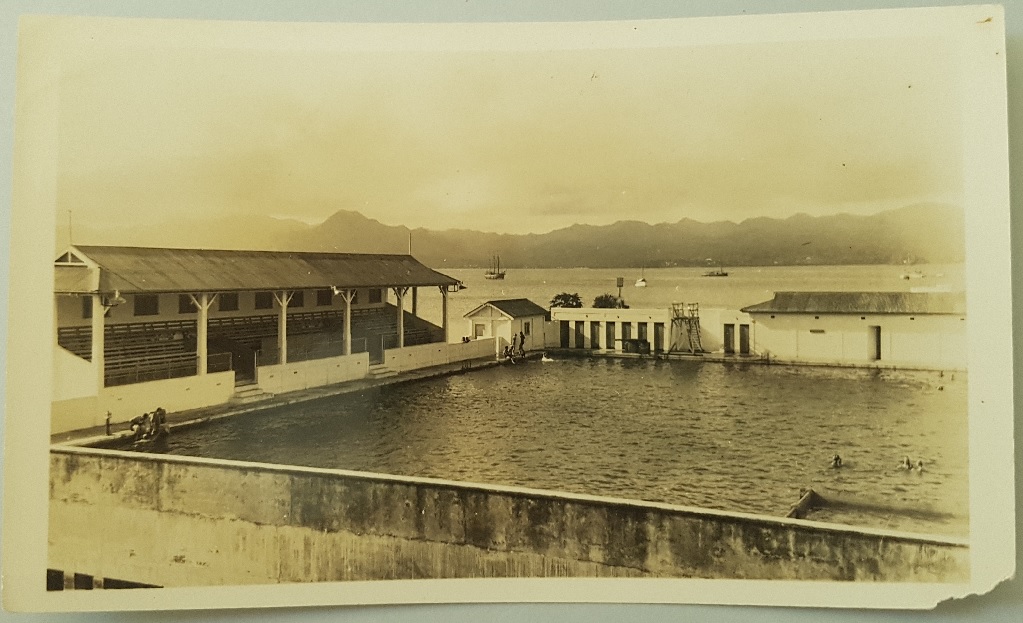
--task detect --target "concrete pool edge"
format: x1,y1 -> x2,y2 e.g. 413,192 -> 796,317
48,445 -> 969,585
50,444 -> 968,548
51,354 -> 508,447
545,348 -> 966,373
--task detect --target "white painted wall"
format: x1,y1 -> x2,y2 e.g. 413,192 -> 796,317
256,352 -> 370,394
698,308 -> 756,354
52,346 -> 98,401
550,307 -> 671,351
465,308 -> 546,352
749,313 -> 966,369
383,338 -> 496,372
51,371 -> 236,434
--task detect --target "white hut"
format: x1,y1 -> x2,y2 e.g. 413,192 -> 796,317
741,291 -> 966,370
463,299 -> 549,355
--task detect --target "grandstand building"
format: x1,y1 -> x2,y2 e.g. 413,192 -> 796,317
51,245 -> 489,434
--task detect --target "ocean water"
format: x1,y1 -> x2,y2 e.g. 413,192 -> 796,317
414,264 -> 964,338
154,356 -> 967,535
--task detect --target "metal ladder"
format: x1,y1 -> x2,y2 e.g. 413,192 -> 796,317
671,302 -> 704,354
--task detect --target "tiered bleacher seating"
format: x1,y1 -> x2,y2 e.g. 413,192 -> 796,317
57,321 -> 198,386
54,304 -> 446,387
207,310 -> 346,349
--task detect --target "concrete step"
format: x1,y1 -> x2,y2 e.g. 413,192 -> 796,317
232,383 -> 271,403
367,365 -> 398,380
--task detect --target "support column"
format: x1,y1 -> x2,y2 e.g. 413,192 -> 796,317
614,321 -> 623,353
411,287 -> 418,317
648,321 -> 656,352
188,293 -> 218,375
196,294 -> 209,375
340,289 -> 356,355
392,287 -> 408,349
91,293 -> 105,390
273,291 -> 293,364
439,286 -> 450,343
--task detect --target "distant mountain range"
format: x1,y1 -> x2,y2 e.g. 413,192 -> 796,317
64,203 -> 964,268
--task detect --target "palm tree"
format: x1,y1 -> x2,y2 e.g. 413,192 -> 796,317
549,292 -> 583,308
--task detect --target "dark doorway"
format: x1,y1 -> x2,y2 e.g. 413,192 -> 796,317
724,324 -> 735,355
574,321 -> 585,348
605,322 -> 616,351
560,321 -> 570,348
366,334 -> 385,364
654,323 -> 665,353
870,326 -> 882,360
590,322 -> 601,349
739,324 -> 750,355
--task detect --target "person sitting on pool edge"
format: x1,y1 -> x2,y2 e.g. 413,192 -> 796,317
152,407 -> 169,437
128,413 -> 147,441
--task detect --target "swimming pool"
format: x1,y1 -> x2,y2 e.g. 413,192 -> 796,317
149,357 -> 968,535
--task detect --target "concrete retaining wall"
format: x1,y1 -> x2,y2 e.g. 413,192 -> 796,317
51,371 -> 236,434
49,447 -> 968,587
256,352 -> 370,394
384,339 -> 495,373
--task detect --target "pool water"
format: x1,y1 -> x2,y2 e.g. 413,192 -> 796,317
153,357 -> 968,535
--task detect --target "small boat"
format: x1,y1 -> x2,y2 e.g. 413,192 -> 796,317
541,353 -> 554,362
703,265 -> 729,277
635,268 -> 648,287
484,255 -> 506,280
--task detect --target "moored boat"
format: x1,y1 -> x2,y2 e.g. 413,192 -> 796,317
484,255 -> 506,280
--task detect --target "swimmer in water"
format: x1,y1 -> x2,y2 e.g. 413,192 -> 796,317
899,456 -> 913,470
831,454 -> 843,468
541,352 -> 554,362
914,460 -> 925,472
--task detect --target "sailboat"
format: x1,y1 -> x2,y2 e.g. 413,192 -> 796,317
634,268 -> 647,287
484,255 -> 506,280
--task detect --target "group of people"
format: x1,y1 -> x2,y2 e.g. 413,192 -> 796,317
502,331 -> 527,362
129,407 -> 169,443
829,453 -> 925,473
899,456 -> 925,472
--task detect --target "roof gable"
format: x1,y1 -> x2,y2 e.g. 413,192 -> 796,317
464,298 -> 548,319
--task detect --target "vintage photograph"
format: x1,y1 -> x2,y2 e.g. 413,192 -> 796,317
2,3 -> 1015,613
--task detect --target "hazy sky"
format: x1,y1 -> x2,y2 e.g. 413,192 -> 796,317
53,21 -> 964,235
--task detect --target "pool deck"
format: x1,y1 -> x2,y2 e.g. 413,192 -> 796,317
51,354 -> 517,447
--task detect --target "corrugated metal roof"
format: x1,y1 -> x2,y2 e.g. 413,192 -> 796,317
464,298 -> 548,319
741,291 -> 966,315
68,246 -> 458,293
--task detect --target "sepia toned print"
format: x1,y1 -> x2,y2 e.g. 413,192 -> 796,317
3,5 -> 1014,613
